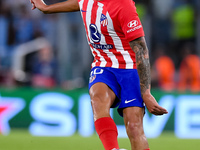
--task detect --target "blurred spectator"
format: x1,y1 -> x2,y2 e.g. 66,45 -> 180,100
171,0 -> 196,67
172,0 -> 195,40
178,43 -> 200,92
0,0 -> 9,58
151,45 -> 176,91
39,14 -> 59,49
31,45 -> 57,88
56,12 -> 91,90
151,0 -> 173,47
135,3 -> 147,20
13,4 -> 34,44
0,0 -> 16,87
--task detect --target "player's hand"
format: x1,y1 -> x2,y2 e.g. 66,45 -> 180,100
30,0 -> 36,10
30,0 -> 47,12
143,93 -> 168,115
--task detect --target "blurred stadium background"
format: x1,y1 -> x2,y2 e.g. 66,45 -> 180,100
0,0 -> 200,150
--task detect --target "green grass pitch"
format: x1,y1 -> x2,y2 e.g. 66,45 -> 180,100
0,130 -> 200,150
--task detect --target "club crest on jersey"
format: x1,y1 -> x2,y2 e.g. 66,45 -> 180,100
100,14 -> 108,27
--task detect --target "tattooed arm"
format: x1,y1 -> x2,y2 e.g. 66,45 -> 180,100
129,37 -> 168,115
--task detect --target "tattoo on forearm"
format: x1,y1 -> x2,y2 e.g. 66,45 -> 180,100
129,37 -> 151,95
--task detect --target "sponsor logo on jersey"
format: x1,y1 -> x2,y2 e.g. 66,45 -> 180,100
100,14 -> 108,27
127,25 -> 142,33
90,43 -> 113,50
89,23 -> 113,50
127,20 -> 138,28
89,24 -> 101,43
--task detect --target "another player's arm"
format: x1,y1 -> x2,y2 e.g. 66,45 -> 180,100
129,37 -> 168,115
30,0 -> 79,14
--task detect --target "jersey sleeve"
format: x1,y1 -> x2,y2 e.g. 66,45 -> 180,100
118,0 -> 145,42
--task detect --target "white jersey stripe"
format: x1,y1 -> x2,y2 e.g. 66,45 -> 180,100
86,0 -> 106,67
97,3 -> 119,68
106,13 -> 134,69
79,0 -> 84,10
105,50 -> 119,68
86,0 -> 98,67
104,11 -> 119,68
95,2 -> 106,67
91,47 -> 99,68
85,0 -> 93,43
80,0 -> 97,67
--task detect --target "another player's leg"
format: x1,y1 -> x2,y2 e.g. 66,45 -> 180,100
89,82 -> 119,150
123,107 -> 150,150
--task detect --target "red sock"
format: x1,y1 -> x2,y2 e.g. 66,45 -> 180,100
95,117 -> 119,150
144,149 -> 150,150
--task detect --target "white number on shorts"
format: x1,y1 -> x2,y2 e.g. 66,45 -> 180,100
91,68 -> 104,76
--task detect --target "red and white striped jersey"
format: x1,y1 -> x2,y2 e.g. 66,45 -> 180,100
78,0 -> 144,69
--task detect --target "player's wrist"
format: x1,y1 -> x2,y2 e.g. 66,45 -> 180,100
141,89 -> 151,98
42,5 -> 50,14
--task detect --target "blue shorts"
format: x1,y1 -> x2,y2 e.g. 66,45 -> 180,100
88,67 -> 145,117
